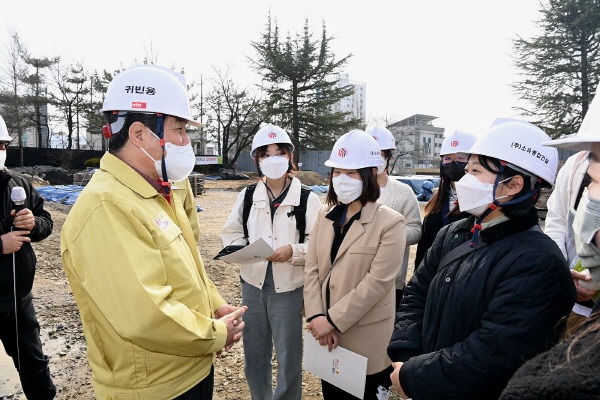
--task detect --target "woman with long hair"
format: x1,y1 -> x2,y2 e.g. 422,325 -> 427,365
414,130 -> 477,268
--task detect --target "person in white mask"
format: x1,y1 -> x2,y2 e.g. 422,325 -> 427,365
500,99 -> 600,400
388,119 -> 575,400
62,65 -> 248,400
414,129 -> 477,269
221,123 -> 321,400
367,126 -> 421,309
304,129 -> 406,400
541,96 -> 600,333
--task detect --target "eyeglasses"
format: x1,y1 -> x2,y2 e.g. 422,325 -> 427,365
0,142 -> 10,150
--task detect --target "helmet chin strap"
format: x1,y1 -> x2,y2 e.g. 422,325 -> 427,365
491,161 -> 541,207
470,162 -> 542,247
155,113 -> 171,203
470,205 -> 496,247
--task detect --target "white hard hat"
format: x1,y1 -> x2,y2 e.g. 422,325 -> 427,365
440,129 -> 477,156
543,95 -> 600,151
0,115 -> 12,142
101,65 -> 202,127
324,129 -> 383,169
366,126 -> 395,150
470,118 -> 558,187
250,124 -> 294,158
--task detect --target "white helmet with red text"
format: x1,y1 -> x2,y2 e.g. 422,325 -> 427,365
101,65 -> 202,127
250,124 -> 294,158
325,130 -> 383,169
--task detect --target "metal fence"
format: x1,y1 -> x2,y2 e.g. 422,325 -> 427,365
234,150 -> 332,177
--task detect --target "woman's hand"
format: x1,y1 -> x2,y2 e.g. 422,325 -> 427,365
390,362 -> 408,399
307,315 -> 334,339
266,244 -> 293,263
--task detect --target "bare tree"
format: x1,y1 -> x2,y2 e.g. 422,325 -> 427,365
0,32 -> 30,165
205,67 -> 265,166
20,53 -> 58,148
48,62 -> 90,155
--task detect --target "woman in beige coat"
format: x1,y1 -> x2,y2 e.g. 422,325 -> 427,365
304,130 -> 406,400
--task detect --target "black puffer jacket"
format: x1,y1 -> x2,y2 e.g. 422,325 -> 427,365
388,208 -> 576,400
0,172 -> 53,312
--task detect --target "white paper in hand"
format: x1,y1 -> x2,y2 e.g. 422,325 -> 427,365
302,331 -> 367,399
220,238 -> 273,264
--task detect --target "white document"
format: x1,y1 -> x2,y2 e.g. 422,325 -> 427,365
220,238 -> 273,264
302,331 -> 368,399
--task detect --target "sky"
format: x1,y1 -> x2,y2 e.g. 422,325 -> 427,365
2,0 -> 543,137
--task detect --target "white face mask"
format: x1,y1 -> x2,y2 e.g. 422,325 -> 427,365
141,131 -> 196,182
377,156 -> 387,175
259,156 -> 289,179
573,188 -> 600,270
455,173 -> 509,217
0,150 -> 6,169
332,173 -> 363,204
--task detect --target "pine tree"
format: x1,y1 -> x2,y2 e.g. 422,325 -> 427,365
513,0 -> 600,138
250,15 -> 360,160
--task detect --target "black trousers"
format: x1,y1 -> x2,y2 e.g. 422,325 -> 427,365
0,295 -> 56,400
173,366 -> 214,400
321,364 -> 393,400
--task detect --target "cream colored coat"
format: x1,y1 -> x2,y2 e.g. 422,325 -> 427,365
304,201 -> 406,374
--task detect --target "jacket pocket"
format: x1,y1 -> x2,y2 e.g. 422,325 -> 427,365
358,301 -> 393,326
349,246 -> 377,255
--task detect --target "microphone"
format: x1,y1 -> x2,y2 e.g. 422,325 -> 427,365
11,187 -> 26,212
10,187 -> 26,230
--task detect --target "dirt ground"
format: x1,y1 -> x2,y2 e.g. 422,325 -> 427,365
0,172 -> 417,399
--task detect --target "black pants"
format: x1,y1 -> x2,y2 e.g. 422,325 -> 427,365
0,295 -> 56,400
173,366 -> 214,399
321,365 -> 393,400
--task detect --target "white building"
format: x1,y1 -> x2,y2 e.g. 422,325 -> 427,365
331,73 -> 366,124
388,114 -> 444,174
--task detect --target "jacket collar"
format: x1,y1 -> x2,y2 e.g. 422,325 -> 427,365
458,208 -> 539,244
254,176 -> 302,206
326,201 -> 380,263
100,152 -> 160,200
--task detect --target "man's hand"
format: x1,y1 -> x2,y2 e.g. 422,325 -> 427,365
218,305 -> 247,353
571,269 -> 598,302
1,230 -> 31,254
266,245 -> 293,263
12,209 -> 35,231
390,362 -> 408,399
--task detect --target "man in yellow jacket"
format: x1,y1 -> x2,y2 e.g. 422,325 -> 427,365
61,65 -> 246,400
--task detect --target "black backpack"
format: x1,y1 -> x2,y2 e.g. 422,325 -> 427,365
242,183 -> 312,244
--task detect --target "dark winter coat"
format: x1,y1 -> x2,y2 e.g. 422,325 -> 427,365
414,209 -> 468,269
499,320 -> 600,400
0,172 -> 53,312
388,208 -> 576,400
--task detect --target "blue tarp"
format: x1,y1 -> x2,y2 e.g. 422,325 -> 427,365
36,185 -> 85,206
392,176 -> 440,202
308,185 -> 329,194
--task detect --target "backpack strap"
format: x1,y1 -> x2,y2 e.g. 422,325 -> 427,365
437,241 -> 488,273
243,182 -> 312,245
574,172 -> 592,210
242,183 -> 257,245
289,185 -> 311,243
